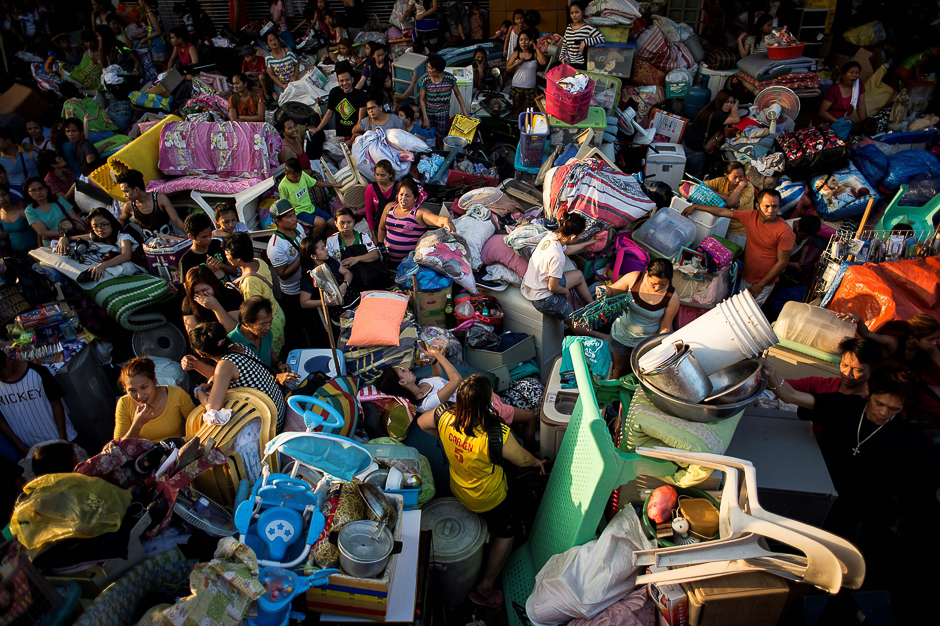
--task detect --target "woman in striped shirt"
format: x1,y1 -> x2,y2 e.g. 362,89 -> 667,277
265,31 -> 299,93
560,1 -> 605,70
377,177 -> 456,266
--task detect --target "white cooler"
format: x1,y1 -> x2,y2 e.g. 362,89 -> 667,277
669,196 -> 730,247
644,143 -> 686,193
698,64 -> 740,101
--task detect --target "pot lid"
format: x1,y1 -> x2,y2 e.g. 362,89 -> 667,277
339,520 -> 393,562
420,497 -> 487,562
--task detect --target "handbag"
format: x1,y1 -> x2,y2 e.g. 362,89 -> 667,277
702,112 -> 724,154
340,237 -> 391,291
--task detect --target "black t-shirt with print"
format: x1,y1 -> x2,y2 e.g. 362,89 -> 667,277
328,87 -> 367,138
179,239 -> 228,280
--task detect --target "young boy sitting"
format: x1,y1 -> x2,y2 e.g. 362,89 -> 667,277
32,441 -> 78,476
179,213 -> 239,281
212,204 -> 249,239
277,158 -> 341,239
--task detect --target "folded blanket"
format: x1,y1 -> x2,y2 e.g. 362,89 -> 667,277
736,53 -> 817,82
338,310 -> 417,384
736,70 -> 821,91
86,274 -> 174,331
158,121 -> 282,179
146,175 -> 265,196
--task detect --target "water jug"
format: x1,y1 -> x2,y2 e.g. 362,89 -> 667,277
682,75 -> 713,120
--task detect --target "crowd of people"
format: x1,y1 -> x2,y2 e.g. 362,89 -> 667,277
0,0 -> 938,620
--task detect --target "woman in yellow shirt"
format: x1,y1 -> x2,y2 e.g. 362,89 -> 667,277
224,232 -> 286,355
692,162 -> 754,239
114,357 -> 196,441
417,374 -> 545,609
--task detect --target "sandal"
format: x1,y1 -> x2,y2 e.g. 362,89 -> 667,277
469,590 -> 504,608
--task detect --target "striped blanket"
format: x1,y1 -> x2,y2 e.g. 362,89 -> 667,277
338,311 -> 418,385
549,159 -> 656,228
86,275 -> 175,331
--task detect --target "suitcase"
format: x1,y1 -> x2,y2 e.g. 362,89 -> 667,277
775,125 -> 848,181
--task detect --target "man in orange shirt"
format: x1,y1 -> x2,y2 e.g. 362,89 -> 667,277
684,188 -> 795,304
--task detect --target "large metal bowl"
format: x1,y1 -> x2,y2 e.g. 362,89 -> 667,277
631,336 -> 765,423
704,359 -> 763,405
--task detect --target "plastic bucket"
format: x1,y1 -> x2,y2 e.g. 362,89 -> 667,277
666,292 -> 776,374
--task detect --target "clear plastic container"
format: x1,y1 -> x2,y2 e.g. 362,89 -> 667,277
632,209 -> 697,259
775,302 -> 856,355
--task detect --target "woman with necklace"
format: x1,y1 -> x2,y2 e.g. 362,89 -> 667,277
114,357 -> 195,441
378,176 -> 455,266
817,61 -> 867,139
601,258 -> 680,379
224,232 -> 287,355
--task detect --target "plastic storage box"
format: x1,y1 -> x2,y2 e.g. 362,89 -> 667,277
446,66 -> 473,118
670,197 -> 731,247
585,71 -> 622,113
466,335 -> 537,373
632,208 -> 697,259
546,64 -> 595,125
774,302 -> 856,357
587,41 -> 637,78
596,24 -> 632,42
392,52 -> 427,95
518,112 -> 549,167
548,106 -> 606,148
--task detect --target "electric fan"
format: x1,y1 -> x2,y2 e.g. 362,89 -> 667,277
617,107 -> 657,144
754,87 -> 800,134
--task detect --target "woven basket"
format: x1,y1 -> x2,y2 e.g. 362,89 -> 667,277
686,175 -> 726,207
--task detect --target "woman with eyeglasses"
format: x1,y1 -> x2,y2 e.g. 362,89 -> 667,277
181,265 -> 242,335
353,97 -> 404,136
24,176 -> 85,244
53,208 -> 141,281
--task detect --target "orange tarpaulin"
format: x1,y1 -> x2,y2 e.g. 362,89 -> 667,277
828,257 -> 940,332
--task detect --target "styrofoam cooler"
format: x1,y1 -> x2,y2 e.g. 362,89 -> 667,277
447,66 -> 473,118
665,290 -> 777,375
698,64 -> 740,102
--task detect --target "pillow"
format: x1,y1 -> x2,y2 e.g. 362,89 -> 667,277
481,234 -> 529,278
811,164 -> 880,221
347,291 -> 410,347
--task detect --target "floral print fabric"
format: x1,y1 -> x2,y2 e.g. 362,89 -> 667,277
158,121 -> 282,179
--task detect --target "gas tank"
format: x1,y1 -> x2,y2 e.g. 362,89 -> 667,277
682,77 -> 713,120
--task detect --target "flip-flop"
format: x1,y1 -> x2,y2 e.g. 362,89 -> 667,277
469,590 -> 504,608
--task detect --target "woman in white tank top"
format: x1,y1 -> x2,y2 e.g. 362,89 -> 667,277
507,29 -> 547,114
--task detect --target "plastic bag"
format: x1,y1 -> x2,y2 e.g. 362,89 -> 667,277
843,21 -> 887,46
11,474 -> 132,550
898,174 -> 940,207
414,229 -> 479,295
419,326 -> 462,363
882,150 -> 940,191
385,128 -> 432,154
467,323 -> 499,349
351,128 -> 411,182
852,143 -> 889,185
454,205 -> 496,270
854,66 -> 894,123
526,506 -> 653,626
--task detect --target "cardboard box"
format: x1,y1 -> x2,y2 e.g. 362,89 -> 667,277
144,69 -> 183,98
0,84 -> 48,119
415,286 -> 450,327
648,566 -> 689,626
683,572 -> 788,626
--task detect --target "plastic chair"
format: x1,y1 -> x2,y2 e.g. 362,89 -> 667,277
874,183 -> 940,233
502,343 -> 676,626
321,143 -> 367,208
186,389 -> 279,508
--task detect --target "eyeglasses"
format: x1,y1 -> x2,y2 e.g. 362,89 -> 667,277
248,321 -> 273,329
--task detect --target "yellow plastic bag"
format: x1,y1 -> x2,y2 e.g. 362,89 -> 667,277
10,473 -> 132,550
853,66 -> 895,122
843,21 -> 886,46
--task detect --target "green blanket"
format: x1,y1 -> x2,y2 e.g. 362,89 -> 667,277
86,275 -> 174,331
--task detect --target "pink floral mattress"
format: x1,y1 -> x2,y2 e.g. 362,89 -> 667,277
146,175 -> 264,195
158,121 -> 282,179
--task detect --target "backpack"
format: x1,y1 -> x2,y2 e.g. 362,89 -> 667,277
697,236 -> 733,272
597,232 -> 651,282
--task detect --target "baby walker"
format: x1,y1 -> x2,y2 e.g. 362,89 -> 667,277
250,566 -> 338,626
234,431 -> 374,568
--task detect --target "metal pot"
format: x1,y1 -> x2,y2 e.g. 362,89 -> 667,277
358,483 -> 398,532
333,520 -> 402,578
704,359 -> 763,404
640,342 -> 713,404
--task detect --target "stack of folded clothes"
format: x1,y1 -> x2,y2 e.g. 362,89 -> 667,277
736,53 -> 822,97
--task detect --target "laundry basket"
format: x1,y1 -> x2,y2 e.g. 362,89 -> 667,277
686,175 -> 726,207
546,64 -> 595,125
517,112 -> 549,168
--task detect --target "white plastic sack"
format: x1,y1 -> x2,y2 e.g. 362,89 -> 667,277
278,74 -> 329,108
385,128 -> 432,154
150,356 -> 191,392
454,205 -> 495,270
484,263 -> 522,286
526,507 -> 653,626
352,128 -> 412,182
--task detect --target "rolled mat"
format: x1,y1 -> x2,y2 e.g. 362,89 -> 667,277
90,114 -> 183,201
85,274 -> 175,331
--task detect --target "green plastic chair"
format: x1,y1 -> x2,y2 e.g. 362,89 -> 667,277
502,343 -> 676,626
875,183 -> 940,233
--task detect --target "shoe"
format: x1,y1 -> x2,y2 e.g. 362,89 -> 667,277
469,590 -> 504,608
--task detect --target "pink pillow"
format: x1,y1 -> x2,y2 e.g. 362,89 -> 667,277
481,234 -> 528,279
347,291 -> 410,347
